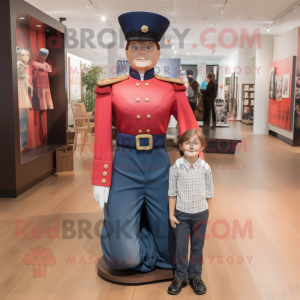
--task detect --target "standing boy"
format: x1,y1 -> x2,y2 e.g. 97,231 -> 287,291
168,128 -> 214,295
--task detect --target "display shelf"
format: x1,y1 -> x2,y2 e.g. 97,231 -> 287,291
241,83 -> 255,125
0,0 -> 67,198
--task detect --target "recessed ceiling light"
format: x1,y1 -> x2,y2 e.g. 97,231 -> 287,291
101,16 -> 106,21
220,10 -> 224,14
36,25 -> 42,27
19,17 -> 25,20
187,52 -> 190,55
172,56 -> 174,58
267,27 -> 270,32
174,50 -> 177,53
86,5 -> 90,8
172,46 -> 174,49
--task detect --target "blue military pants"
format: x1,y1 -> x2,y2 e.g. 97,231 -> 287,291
101,145 -> 176,272
174,209 -> 209,282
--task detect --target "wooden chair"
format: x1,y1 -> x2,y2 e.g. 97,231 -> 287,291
71,103 -> 95,155
78,102 -> 94,126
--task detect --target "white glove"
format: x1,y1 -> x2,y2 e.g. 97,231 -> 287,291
93,186 -> 110,208
175,157 -> 184,168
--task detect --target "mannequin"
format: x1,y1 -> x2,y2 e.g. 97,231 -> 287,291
31,48 -> 53,110
93,11 -> 204,272
17,47 -> 32,152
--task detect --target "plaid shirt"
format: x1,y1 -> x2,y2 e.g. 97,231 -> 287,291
168,157 -> 214,214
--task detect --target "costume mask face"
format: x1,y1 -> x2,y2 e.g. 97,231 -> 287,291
20,49 -> 30,65
126,41 -> 160,73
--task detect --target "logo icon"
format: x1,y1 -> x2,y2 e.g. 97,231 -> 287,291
23,246 -> 56,277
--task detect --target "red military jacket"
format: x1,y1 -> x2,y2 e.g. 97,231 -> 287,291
92,74 -> 203,187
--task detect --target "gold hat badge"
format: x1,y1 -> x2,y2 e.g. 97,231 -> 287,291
141,25 -> 149,33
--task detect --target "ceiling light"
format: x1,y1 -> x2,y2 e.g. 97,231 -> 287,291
36,25 -> 42,27
86,5 -> 90,8
172,56 -> 174,58
187,52 -> 190,55
101,16 -> 106,21
93,12 -> 97,16
19,17 -> 25,20
220,10 -> 224,14
172,46 -> 174,49
174,50 -> 177,53
267,27 -> 270,32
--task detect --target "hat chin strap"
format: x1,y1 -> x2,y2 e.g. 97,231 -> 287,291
125,31 -> 161,42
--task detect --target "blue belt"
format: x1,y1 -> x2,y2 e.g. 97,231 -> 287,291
116,133 -> 166,150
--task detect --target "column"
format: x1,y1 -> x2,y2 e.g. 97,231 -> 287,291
254,35 -> 273,134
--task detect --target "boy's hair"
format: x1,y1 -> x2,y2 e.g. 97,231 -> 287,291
179,129 -> 205,157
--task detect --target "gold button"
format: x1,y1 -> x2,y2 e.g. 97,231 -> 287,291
145,83 -> 149,86
136,98 -> 140,102
103,171 -> 107,176
101,179 -> 106,184
147,115 -> 151,119
136,83 -> 140,86
103,164 -> 108,169
137,115 -> 141,119
146,129 -> 150,133
145,98 -> 149,102
138,130 -> 142,133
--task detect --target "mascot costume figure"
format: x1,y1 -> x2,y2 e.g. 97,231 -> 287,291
93,11 -> 204,272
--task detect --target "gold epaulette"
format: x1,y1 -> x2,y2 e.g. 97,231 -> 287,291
155,75 -> 184,84
97,75 -> 129,86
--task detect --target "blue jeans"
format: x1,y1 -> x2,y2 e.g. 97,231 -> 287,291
174,209 -> 209,282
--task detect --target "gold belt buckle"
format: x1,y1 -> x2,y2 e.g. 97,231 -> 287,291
136,134 -> 153,150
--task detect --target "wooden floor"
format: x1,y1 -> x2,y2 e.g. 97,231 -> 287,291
1,122 -> 300,300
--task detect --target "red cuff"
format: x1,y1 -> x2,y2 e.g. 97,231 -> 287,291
92,160 -> 112,187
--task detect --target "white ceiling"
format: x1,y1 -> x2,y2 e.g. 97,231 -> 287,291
25,0 -> 300,65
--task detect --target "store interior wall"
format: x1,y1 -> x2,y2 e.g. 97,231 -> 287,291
196,63 -> 207,86
254,35 -> 273,134
236,49 -> 256,120
219,49 -> 239,101
67,52 -> 91,126
219,47 -> 256,121
269,26 -> 299,140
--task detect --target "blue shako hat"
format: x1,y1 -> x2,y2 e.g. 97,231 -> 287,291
118,11 -> 170,42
